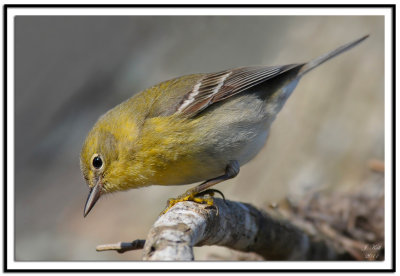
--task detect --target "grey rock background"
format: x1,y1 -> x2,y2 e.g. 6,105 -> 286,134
14,16 -> 383,260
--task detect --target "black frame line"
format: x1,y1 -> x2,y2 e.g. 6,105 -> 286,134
3,4 -> 395,273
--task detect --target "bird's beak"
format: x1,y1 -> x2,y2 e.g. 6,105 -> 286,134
83,180 -> 102,217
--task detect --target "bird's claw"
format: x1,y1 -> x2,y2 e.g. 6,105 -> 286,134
160,189 -> 225,215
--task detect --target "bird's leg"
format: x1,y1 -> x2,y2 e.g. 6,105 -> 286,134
161,160 -> 239,215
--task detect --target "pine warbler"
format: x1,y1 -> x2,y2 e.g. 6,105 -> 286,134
81,35 -> 368,217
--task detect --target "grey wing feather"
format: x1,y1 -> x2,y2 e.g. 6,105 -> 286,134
176,64 -> 301,116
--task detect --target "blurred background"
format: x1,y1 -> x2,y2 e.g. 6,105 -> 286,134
14,16 -> 384,261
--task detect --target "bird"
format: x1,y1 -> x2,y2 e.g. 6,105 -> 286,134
80,35 -> 368,217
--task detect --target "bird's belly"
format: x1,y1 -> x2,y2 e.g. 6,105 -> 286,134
203,124 -> 270,167
151,129 -> 269,186
233,129 -> 269,165
152,156 -> 215,186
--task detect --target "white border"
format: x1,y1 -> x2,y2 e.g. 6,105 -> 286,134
4,6 -> 393,271
5,7 -> 393,16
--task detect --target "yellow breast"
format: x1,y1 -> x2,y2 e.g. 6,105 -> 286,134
134,115 -> 223,186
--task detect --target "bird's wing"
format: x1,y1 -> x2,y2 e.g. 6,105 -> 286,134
174,64 -> 302,116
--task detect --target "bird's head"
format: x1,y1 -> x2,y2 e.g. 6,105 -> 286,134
80,122 -> 120,217
80,108 -> 143,217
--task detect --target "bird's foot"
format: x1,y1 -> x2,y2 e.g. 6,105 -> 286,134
160,189 -> 224,215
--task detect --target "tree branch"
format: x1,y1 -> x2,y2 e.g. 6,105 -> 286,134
139,198 -> 340,260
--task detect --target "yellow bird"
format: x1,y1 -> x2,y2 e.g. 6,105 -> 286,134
81,35 -> 368,217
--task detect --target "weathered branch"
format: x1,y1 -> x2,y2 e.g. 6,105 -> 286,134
139,198 -> 339,260
96,239 -> 145,253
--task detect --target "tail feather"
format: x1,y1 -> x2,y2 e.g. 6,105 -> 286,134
298,35 -> 369,77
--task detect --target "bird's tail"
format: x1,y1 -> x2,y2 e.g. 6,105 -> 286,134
298,35 -> 369,77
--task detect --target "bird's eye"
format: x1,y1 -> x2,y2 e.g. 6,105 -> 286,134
92,155 -> 103,169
